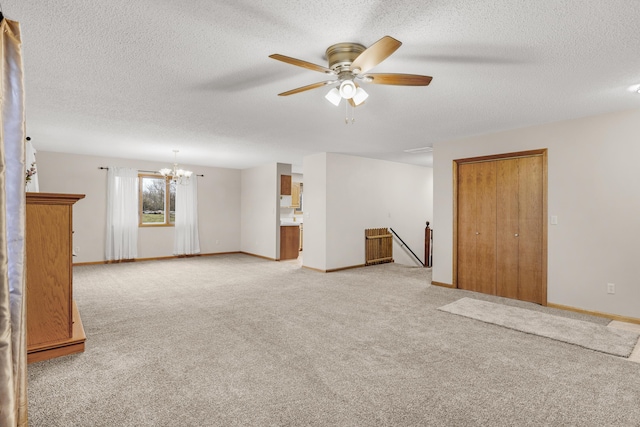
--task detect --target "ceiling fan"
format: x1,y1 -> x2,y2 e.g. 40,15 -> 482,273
269,36 -> 433,108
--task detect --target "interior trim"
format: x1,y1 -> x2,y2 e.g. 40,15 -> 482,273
302,264 -> 366,273
430,283 -> 640,324
239,252 -> 276,261
326,264 -> 365,273
547,303 -> 640,325
431,281 -> 456,289
454,149 -> 547,165
73,251 -> 242,266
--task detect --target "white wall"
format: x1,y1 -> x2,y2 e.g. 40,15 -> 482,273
304,153 -> 433,271
433,108 -> 640,318
35,151 -> 241,263
302,153 -> 327,270
240,163 -> 279,259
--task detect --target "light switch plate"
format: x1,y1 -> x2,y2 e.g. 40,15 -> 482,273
550,215 -> 558,225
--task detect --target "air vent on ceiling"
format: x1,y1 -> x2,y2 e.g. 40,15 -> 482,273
403,146 -> 433,154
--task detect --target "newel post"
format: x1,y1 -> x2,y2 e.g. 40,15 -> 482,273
425,221 -> 432,268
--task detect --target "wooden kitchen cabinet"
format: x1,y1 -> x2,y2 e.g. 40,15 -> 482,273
280,225 -> 300,260
26,192 -> 86,363
281,175 -> 292,195
291,182 -> 300,208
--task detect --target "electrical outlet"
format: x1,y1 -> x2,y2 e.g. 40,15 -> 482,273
215,240 -> 220,245
607,283 -> 615,294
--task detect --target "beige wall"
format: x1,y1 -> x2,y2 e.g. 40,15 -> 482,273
240,162 -> 279,259
302,153 -> 327,270
35,151 -> 241,263
304,153 -> 433,271
432,108 -> 640,318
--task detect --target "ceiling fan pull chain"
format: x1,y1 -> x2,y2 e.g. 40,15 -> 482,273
345,101 -> 349,124
343,102 -> 356,124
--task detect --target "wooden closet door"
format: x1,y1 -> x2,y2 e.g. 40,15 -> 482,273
457,162 -> 497,294
496,159 -> 519,299
496,156 -> 543,303
457,163 -> 478,291
456,150 -> 546,304
475,161 -> 497,295
517,156 -> 544,304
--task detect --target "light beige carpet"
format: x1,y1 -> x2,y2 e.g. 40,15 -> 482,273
27,255 -> 640,426
438,297 -> 640,358
608,320 -> 640,362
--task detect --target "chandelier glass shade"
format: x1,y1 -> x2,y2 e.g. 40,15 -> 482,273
159,150 -> 193,184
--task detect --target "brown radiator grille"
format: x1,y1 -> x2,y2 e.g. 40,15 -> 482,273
365,228 -> 393,266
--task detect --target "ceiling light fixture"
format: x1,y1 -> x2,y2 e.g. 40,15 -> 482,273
159,150 -> 192,185
339,80 -> 356,99
325,81 -> 368,107
352,87 -> 369,105
626,84 -> 640,93
325,87 -> 341,106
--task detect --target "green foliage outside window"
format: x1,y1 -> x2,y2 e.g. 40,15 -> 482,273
140,175 -> 175,225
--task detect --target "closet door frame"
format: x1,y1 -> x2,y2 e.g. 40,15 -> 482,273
452,149 -> 548,305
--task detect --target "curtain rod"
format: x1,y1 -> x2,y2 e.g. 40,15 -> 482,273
98,167 -> 204,177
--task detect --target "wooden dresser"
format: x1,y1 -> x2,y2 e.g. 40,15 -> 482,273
26,192 -> 86,363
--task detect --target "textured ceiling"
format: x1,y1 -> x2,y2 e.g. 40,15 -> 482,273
5,0 -> 640,170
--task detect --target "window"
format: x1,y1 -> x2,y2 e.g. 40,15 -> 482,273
139,174 -> 176,226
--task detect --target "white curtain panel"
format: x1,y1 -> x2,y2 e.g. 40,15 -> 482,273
0,17 -> 28,427
174,177 -> 201,255
105,167 -> 139,260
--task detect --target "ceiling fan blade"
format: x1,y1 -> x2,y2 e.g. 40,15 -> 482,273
269,54 -> 336,75
350,36 -> 402,74
277,80 -> 335,96
363,73 -> 433,86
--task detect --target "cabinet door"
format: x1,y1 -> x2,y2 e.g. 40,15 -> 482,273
291,182 -> 300,208
281,175 -> 292,195
26,204 -> 72,346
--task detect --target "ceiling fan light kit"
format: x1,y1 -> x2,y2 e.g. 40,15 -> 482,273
339,80 -> 356,99
325,88 -> 342,106
269,36 -> 432,122
352,87 -> 369,105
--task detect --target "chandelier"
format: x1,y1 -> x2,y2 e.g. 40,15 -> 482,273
159,150 -> 193,184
